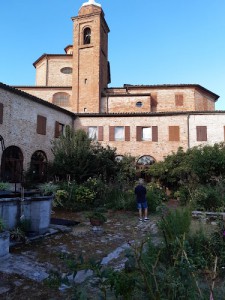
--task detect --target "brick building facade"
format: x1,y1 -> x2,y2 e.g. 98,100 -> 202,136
0,0 -> 224,182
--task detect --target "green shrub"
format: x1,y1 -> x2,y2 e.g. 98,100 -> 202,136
39,182 -> 59,196
105,187 -> 136,211
54,189 -> 68,208
146,182 -> 168,212
55,181 -> 96,211
158,207 -> 191,243
0,182 -> 10,191
191,185 -> 224,211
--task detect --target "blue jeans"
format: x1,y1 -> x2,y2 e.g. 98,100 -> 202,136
137,201 -> 148,209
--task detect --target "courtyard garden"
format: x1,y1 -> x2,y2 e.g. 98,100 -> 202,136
1,127 -> 225,299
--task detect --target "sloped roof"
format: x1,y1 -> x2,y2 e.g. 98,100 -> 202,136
106,84 -> 219,101
0,82 -> 74,116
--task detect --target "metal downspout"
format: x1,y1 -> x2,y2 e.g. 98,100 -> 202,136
187,114 -> 190,149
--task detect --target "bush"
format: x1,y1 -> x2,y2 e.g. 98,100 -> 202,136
146,183 -> 168,212
158,207 -> 191,244
0,182 -> 10,191
104,187 -> 136,211
191,185 -> 224,211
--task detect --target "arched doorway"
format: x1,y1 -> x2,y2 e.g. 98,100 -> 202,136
30,150 -> 48,183
1,146 -> 23,182
136,155 -> 155,182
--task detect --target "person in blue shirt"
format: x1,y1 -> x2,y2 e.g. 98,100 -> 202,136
134,178 -> 149,222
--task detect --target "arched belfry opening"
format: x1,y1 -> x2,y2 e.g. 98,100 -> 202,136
83,27 -> 91,44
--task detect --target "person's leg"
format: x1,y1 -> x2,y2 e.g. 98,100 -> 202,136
144,208 -> 148,218
139,208 -> 143,219
137,203 -> 143,221
143,202 -> 149,220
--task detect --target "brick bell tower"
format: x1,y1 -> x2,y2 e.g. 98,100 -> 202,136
71,0 -> 110,113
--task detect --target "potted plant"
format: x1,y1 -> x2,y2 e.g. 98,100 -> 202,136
87,211 -> 107,226
0,217 -> 10,258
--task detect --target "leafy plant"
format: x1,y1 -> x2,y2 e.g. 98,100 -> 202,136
39,182 -> 59,196
86,211 -> 107,224
10,227 -> 26,242
158,207 -> 191,244
51,127 -> 118,183
146,182 -> 168,212
54,189 -> 68,207
0,182 -> 10,191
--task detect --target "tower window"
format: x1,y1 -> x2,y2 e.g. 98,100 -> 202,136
53,92 -> 70,107
84,27 -> 91,44
60,67 -> 72,74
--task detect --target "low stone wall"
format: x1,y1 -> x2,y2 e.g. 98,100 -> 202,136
0,196 -> 53,234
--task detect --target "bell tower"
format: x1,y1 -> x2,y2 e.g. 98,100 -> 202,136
71,0 -> 110,113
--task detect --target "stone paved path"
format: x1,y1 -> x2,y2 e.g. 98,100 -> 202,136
0,210 -> 160,299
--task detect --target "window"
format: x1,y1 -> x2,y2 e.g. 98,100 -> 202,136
60,67 -> 72,74
115,155 -> 124,162
0,103 -> 3,124
88,127 -> 98,140
109,126 -> 130,141
53,93 -> 70,107
136,101 -> 143,108
136,126 -> 158,142
224,126 -> 225,141
169,126 -> 180,141
88,126 -> 104,141
137,155 -> 155,165
84,27 -> 91,44
196,126 -> 207,141
142,127 -> 151,141
175,94 -> 184,106
37,115 -> 47,135
115,126 -> 124,141
55,122 -> 65,138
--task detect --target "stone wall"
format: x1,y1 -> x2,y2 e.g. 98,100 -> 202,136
0,86 -> 73,172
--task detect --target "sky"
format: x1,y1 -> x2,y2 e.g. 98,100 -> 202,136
0,0 -> 224,110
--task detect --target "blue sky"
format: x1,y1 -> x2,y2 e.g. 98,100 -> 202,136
0,0 -> 224,109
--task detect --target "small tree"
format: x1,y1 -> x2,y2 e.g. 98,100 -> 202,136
51,126 -> 118,183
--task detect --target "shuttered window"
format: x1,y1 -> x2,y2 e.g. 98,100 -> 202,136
136,126 -> 158,142
55,122 -> 64,138
55,121 -> 60,138
109,126 -> 115,141
109,126 -> 129,141
0,103 -> 3,124
136,126 -> 142,141
196,126 -> 207,141
37,115 -> 47,135
175,94 -> 184,106
152,126 -> 158,142
169,126 -> 180,141
125,126 -> 130,141
98,126 -> 104,141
